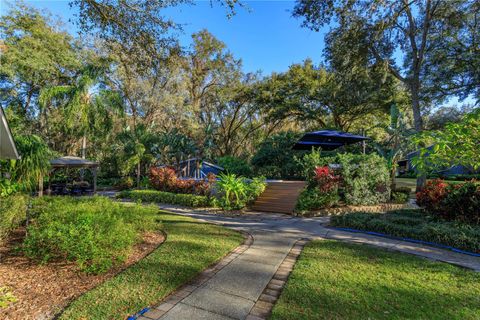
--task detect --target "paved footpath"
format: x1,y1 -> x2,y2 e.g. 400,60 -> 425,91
157,231 -> 297,320
135,205 -> 480,320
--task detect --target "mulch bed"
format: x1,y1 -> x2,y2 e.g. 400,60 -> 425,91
0,227 -> 165,320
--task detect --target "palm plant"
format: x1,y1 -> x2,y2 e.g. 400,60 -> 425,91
9,135 -> 53,195
39,62 -> 107,157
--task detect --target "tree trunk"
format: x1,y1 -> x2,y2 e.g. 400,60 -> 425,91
411,85 -> 426,192
38,175 -> 44,197
136,162 -> 141,188
81,135 -> 87,159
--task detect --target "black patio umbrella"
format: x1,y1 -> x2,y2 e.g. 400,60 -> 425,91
292,130 -> 369,151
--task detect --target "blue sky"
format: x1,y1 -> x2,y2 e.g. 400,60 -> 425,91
1,0 -> 329,75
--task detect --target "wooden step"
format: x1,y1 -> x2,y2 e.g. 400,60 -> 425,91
250,181 -> 306,214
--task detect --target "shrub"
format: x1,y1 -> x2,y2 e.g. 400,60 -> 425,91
416,179 -> 448,212
336,153 -> 390,205
23,197 -> 158,273
216,174 -> 266,210
217,156 -> 253,177
297,148 -> 326,182
415,179 -> 480,224
391,187 -> 411,204
313,166 -> 341,193
115,177 -> 134,190
149,167 -> 215,196
0,194 -> 27,244
331,210 -> 480,253
442,181 -> 480,224
296,188 -> 340,212
117,189 -> 213,207
391,191 -> 409,204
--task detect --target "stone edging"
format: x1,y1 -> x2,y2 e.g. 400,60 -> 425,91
245,238 -> 309,320
136,231 -> 254,320
301,202 -> 415,217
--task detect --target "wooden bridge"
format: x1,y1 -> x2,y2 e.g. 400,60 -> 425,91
251,181 -> 306,214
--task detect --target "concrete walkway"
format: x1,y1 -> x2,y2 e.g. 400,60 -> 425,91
135,204 -> 480,320
157,231 -> 297,320
157,205 -> 480,272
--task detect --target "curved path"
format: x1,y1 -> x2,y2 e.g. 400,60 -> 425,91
135,205 -> 480,320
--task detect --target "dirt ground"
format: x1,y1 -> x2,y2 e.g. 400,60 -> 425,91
0,228 -> 165,320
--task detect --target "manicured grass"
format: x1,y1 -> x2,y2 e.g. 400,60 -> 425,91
271,240 -> 480,320
59,211 -> 243,320
330,209 -> 480,253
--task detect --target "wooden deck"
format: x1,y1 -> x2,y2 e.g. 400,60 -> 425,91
250,181 -> 306,214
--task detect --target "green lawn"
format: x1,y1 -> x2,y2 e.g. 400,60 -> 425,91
271,240 -> 480,320
59,211 -> 243,320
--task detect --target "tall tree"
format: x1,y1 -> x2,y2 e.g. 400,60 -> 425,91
184,29 -> 242,157
256,59 -> 398,131
0,3 -> 80,122
293,0 -> 479,130
293,0 -> 479,189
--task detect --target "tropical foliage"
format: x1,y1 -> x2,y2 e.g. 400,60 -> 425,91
216,173 -> 266,210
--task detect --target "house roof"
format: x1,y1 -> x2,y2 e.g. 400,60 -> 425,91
0,107 -> 20,159
293,130 -> 369,151
50,156 -> 99,168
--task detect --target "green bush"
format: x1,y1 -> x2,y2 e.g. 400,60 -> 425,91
0,194 -> 27,244
23,197 -> 158,274
331,210 -> 480,253
217,156 -> 253,177
336,153 -> 390,205
391,187 -> 410,204
118,189 -> 213,207
296,188 -> 340,212
391,191 -> 409,203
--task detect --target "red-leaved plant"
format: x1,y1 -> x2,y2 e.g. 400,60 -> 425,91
416,179 -> 448,214
314,166 -> 341,193
149,167 -> 215,196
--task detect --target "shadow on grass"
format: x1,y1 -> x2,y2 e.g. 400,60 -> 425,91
272,241 -> 480,320
57,212 -> 243,320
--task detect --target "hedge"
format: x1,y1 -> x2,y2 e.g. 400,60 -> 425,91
117,189 -> 214,208
330,209 -> 480,254
0,194 -> 27,244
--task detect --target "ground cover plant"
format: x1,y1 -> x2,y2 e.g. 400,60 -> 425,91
59,212 -> 243,320
330,209 -> 480,253
117,189 -> 214,207
271,240 -> 480,320
23,196 -> 159,273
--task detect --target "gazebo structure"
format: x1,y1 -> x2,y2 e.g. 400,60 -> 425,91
48,156 -> 99,195
0,107 -> 19,159
292,130 -> 370,151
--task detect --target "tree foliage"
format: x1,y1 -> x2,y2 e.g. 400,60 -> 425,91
412,108 -> 480,174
